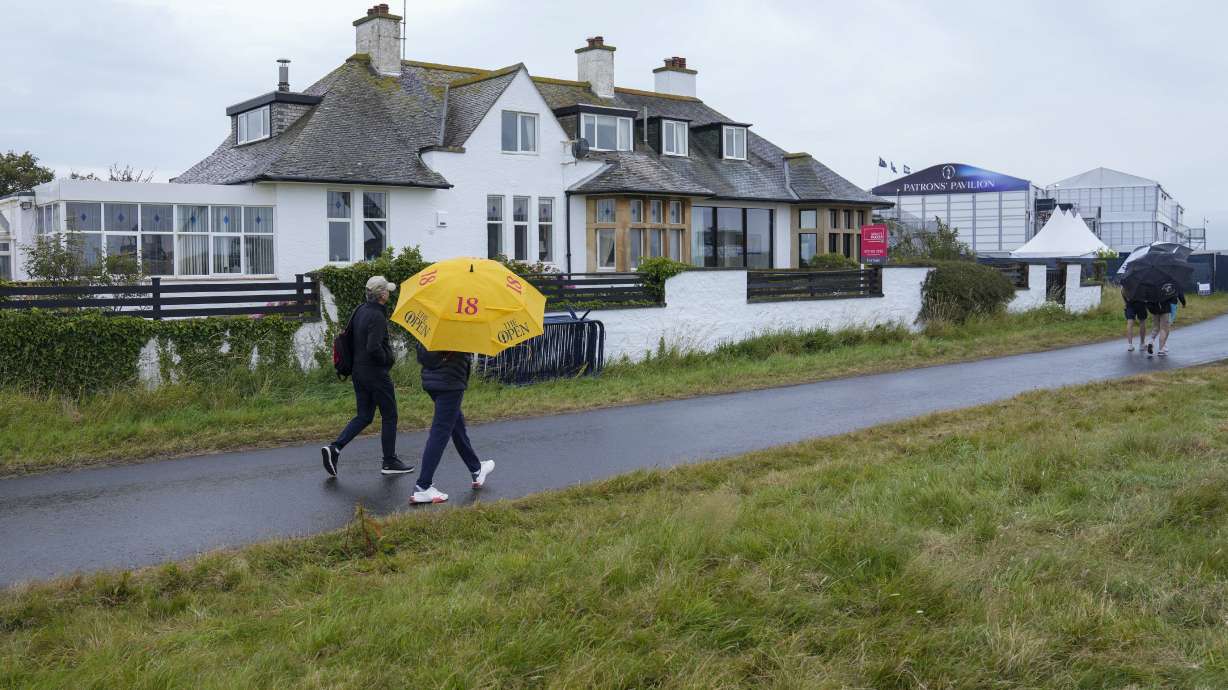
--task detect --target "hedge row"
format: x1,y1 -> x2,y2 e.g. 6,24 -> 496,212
919,261 -> 1016,323
0,310 -> 303,395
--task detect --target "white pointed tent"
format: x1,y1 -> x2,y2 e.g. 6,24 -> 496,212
1010,207 -> 1110,258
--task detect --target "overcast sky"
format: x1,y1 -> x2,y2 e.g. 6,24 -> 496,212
4,0 -> 1225,246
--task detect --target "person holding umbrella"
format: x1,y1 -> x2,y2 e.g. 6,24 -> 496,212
1146,281 -> 1186,357
1119,243 -> 1193,358
389,258 -> 546,504
1121,285 -> 1147,352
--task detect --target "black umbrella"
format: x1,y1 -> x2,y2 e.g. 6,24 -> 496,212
1120,249 -> 1193,303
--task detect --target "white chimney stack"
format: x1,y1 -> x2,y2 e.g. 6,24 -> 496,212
576,36 -> 616,99
354,4 -> 402,77
654,57 -> 696,98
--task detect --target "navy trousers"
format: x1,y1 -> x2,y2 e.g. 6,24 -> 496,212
333,366 -> 398,460
417,389 -> 482,488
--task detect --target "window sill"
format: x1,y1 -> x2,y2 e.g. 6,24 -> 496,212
501,150 -> 540,156
235,135 -> 271,147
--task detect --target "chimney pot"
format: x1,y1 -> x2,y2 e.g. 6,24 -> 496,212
654,56 -> 697,97
277,58 -> 290,92
354,4 -> 403,76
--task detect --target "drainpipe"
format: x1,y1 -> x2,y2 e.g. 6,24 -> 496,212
564,190 -> 573,273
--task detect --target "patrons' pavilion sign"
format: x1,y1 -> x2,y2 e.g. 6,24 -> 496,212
871,163 -> 1031,197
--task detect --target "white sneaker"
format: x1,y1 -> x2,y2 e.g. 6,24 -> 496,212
471,460 -> 495,489
410,486 -> 448,504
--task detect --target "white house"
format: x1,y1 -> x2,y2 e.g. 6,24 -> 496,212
2,3 -> 889,282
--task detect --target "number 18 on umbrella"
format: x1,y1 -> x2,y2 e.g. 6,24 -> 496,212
390,258 -> 546,356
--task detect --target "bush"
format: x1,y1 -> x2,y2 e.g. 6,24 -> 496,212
920,261 -> 1015,323
637,257 -> 689,302
890,217 -> 973,262
314,246 -> 429,327
801,253 -> 859,270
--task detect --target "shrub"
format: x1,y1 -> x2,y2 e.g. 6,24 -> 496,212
0,310 -> 154,393
890,217 -> 973,262
920,261 -> 1016,323
801,253 -> 859,270
314,246 -> 429,327
637,257 -> 689,302
493,255 -> 558,277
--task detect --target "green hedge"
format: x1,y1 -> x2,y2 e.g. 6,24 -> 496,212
637,257 -> 689,302
0,311 -> 304,395
800,253 -> 860,270
919,261 -> 1015,323
313,247 -> 430,328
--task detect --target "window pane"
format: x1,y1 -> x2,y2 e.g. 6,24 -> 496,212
487,195 -> 503,221
844,210 -> 853,229
538,223 -> 552,262
597,117 -> 617,150
213,235 -> 242,273
695,206 -> 716,267
363,221 -> 386,260
177,205 -> 208,233
799,233 -> 818,268
829,209 -> 838,228
106,234 -> 138,264
104,203 -> 138,233
514,224 -> 527,260
629,229 -> 644,268
211,206 -> 240,233
362,192 -> 386,220
669,229 -> 682,260
329,221 -> 350,262
66,202 -> 101,232
649,228 -> 663,257
513,197 -> 529,223
142,234 -> 174,276
538,197 -> 553,223
238,114 -> 248,143
800,209 -> 817,229
501,111 -> 517,152
520,114 -> 536,152
245,235 -> 274,274
669,201 -> 682,224
716,207 -> 744,268
261,106 -> 270,138
177,234 -> 208,275
664,123 -> 675,152
582,115 -> 596,147
747,208 -> 772,269
328,191 -> 351,219
597,199 -> 615,223
487,223 -> 502,258
141,204 -> 173,233
0,254 -> 9,281
72,233 -> 103,268
630,199 -> 643,223
677,124 -> 687,155
617,118 -> 631,151
598,229 -> 615,268
244,206 -> 274,234
650,200 -> 663,223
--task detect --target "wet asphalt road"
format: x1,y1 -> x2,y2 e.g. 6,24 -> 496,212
3,315 -> 1228,588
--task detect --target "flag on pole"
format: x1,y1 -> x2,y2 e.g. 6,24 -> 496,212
891,162 -> 897,173
878,157 -> 887,168
903,165 -> 911,174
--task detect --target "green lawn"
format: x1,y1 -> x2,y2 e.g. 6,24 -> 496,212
2,292 -> 1226,476
4,362 -> 1228,687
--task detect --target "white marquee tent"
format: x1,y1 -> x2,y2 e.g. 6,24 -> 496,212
1010,208 -> 1111,259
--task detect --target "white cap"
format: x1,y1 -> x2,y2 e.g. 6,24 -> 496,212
365,275 -> 396,293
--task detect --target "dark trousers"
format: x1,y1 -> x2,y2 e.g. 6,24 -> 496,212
333,366 -> 398,460
417,389 -> 481,488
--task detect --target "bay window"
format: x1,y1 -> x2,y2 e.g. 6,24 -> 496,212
669,200 -> 682,224
722,126 -> 747,160
582,113 -> 632,151
501,111 -> 538,153
630,199 -> 643,223
650,199 -> 663,224
663,120 -> 688,156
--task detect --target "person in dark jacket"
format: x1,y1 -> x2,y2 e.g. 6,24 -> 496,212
321,276 -> 414,477
1146,281 -> 1186,357
409,343 -> 493,504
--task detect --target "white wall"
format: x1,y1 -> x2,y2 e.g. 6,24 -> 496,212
1064,264 -> 1102,313
1007,263 -> 1048,312
580,267 -> 931,361
424,68 -> 603,271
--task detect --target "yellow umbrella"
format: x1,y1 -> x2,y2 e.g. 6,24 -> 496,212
390,258 -> 546,356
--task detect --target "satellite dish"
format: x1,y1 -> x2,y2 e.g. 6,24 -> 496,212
572,138 -> 590,159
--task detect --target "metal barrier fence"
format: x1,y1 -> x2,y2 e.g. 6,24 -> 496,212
746,267 -> 883,302
0,274 -> 320,320
476,315 -> 605,385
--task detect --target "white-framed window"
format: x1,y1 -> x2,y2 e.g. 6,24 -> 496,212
650,199 -> 663,224
629,228 -> 646,269
141,204 -> 174,276
211,206 -> 242,274
538,197 -> 553,262
669,200 -> 682,224
0,240 -> 11,280
65,201 -> 103,268
35,203 -> 61,236
487,195 -> 503,258
501,111 -> 538,154
669,228 -> 683,260
597,228 -> 616,271
362,192 -> 387,261
236,106 -> 271,145
799,209 -> 817,230
596,199 -> 616,223
103,202 -> 139,269
244,206 -> 275,275
663,120 -> 688,156
513,196 -> 530,261
649,228 -> 664,258
722,125 -> 747,160
177,205 -> 209,275
582,113 -> 632,151
630,199 -> 643,223
327,191 -> 352,262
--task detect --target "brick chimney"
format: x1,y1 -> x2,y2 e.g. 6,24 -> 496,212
353,4 -> 402,77
654,56 -> 697,98
576,36 -> 616,99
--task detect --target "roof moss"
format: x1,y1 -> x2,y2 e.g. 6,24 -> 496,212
448,64 -> 522,88
346,52 -> 372,64
531,76 -> 590,87
403,59 -> 486,75
614,86 -> 700,102
783,152 -> 812,160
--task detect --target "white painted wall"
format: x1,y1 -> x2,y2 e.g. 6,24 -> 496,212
579,267 -> 931,361
1007,263 -> 1048,313
1065,264 -> 1102,313
424,68 -> 603,272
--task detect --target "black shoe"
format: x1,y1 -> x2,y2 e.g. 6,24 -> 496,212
321,445 -> 340,477
381,457 -> 415,475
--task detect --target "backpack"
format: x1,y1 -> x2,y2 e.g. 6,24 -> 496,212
332,306 -> 360,379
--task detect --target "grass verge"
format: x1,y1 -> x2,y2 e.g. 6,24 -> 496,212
4,364 -> 1228,687
2,292 -> 1226,476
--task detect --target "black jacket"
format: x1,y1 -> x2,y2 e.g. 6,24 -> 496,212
351,301 -> 395,370
416,343 -> 471,392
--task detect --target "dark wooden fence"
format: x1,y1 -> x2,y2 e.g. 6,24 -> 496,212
0,274 -> 320,320
746,267 -> 883,302
525,273 -> 660,309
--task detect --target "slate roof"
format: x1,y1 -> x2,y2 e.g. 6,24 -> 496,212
176,53 -> 890,207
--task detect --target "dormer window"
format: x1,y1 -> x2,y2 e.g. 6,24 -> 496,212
663,120 -> 688,157
582,113 -> 632,151
236,106 -> 271,145
722,126 -> 747,160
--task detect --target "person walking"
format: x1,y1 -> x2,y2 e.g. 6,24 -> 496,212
321,276 -> 415,477
409,342 -> 494,504
1122,285 -> 1147,353
1148,281 -> 1186,357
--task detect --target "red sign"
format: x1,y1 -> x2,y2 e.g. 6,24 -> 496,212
860,224 -> 888,265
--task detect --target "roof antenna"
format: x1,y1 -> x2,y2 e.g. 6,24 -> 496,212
401,0 -> 407,60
